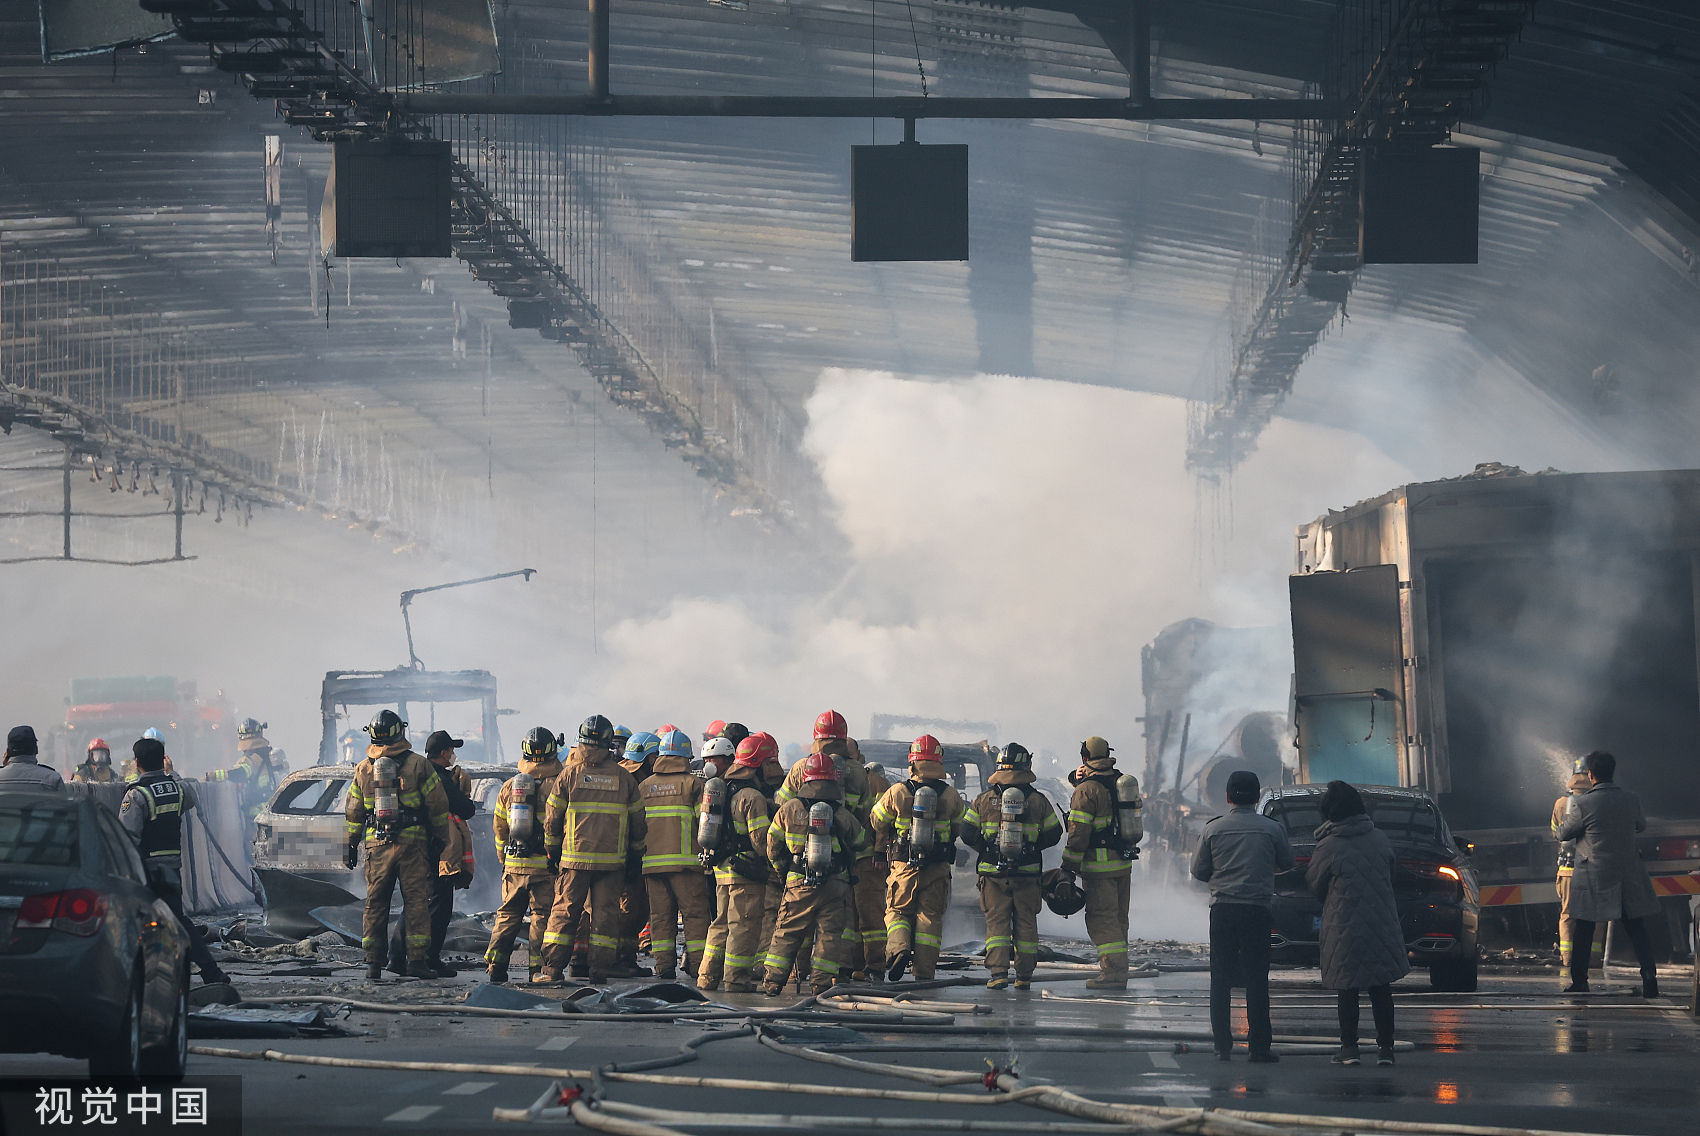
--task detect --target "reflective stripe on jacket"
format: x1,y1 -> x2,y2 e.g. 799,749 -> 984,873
495,755 -> 563,874
963,784 -> 1062,875
641,766 -> 706,874
1063,772 -> 1129,876
544,754 -> 645,870
869,779 -> 964,858
767,794 -> 864,884
711,777 -> 773,885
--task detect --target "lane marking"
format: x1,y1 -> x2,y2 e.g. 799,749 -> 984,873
383,1106 -> 441,1123
442,1081 -> 496,1096
1149,1052 -> 1179,1069
538,1036 -> 578,1050
1164,1094 -> 1198,1108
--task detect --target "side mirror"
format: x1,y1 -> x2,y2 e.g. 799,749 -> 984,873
1463,841 -> 1475,855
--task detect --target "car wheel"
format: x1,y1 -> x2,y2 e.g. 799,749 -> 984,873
1429,956 -> 1479,993
141,964 -> 189,1080
89,969 -> 144,1079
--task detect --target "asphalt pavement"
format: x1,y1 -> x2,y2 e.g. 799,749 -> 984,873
9,955 -> 1698,1135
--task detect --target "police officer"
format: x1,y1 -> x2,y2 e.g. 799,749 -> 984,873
762,752 -> 864,996
536,715 -> 646,983
697,735 -> 775,991
962,743 -> 1063,990
640,730 -> 713,980
344,711 -> 452,981
1063,736 -> 1138,989
73,738 -> 117,783
486,727 -> 565,983
870,735 -> 965,982
389,730 -> 478,976
207,718 -> 283,825
120,736 -> 230,985
1553,767 -> 1597,969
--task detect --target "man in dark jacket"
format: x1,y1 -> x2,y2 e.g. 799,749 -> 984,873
388,731 -> 479,976
1191,770 -> 1293,1063
0,726 -> 62,790
1555,750 -> 1661,996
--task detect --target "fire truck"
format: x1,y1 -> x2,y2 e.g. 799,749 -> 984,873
52,675 -> 241,779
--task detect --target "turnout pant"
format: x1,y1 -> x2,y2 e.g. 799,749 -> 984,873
1337,985 -> 1395,1049
1208,901 -> 1273,1056
978,875 -> 1042,979
885,862 -> 952,979
1082,872 -> 1131,979
847,857 -> 889,975
618,865 -> 648,964
362,839 -> 434,965
391,874 -> 455,967
485,871 -> 556,972
541,868 -> 623,977
701,877 -> 773,986
1554,873 -> 1606,968
764,876 -> 850,990
645,871 -> 714,978
1569,915 -> 1656,989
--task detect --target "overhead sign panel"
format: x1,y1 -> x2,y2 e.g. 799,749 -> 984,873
39,0 -> 173,62
851,143 -> 970,263
1361,145 -> 1479,265
326,138 -> 453,259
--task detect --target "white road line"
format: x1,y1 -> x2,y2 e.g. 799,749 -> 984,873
1164,1095 -> 1198,1108
382,1106 -> 441,1123
442,1081 -> 496,1096
538,1036 -> 578,1050
1148,1052 -> 1179,1069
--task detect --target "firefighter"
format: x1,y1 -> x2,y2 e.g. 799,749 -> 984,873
389,730 -> 478,976
119,736 -> 230,985
207,717 -> 283,824
697,735 -> 775,991
639,729 -> 713,980
616,731 -> 661,977
343,710 -> 452,981
536,715 -> 646,983
701,736 -> 737,782
486,727 -> 565,983
1553,766 -> 1600,969
870,735 -> 966,982
762,751 -> 864,995
339,729 -> 362,765
1062,736 -> 1143,989
72,738 -> 117,783
962,742 -> 1063,989
121,727 -> 172,782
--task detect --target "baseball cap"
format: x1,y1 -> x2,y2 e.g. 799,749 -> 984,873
6,725 -> 38,754
424,730 -> 464,756
1225,770 -> 1261,804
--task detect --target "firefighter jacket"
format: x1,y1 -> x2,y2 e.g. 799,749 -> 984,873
767,782 -> 866,885
1552,775 -> 1588,872
434,762 -> 477,886
962,769 -> 1063,877
72,762 -> 117,784
870,774 -> 965,865
544,749 -> 646,871
776,739 -> 870,818
641,752 -> 706,874
707,769 -> 774,885
495,754 -> 563,875
208,750 -> 282,818
345,743 -> 452,850
1064,763 -> 1131,876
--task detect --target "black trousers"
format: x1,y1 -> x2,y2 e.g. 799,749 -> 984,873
1337,984 -> 1395,1048
155,881 -> 226,982
1569,915 -> 1655,987
1209,902 -> 1273,1055
390,875 -> 456,963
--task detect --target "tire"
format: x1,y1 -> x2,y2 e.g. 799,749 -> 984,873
141,965 -> 189,1080
89,969 -> 144,1079
1429,956 -> 1479,993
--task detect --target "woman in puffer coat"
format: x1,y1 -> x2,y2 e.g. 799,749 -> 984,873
1306,781 -> 1410,1066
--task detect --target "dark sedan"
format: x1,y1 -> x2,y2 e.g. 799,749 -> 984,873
1263,784 -> 1481,992
0,787 -> 190,1077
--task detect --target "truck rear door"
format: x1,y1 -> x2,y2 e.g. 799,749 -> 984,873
1290,565 -> 1404,785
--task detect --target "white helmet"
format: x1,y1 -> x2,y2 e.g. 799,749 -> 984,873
703,737 -> 736,762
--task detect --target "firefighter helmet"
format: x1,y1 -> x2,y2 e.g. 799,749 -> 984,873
659,729 -> 692,760
733,737 -> 765,769
578,714 -> 615,748
802,751 -> 839,783
1081,736 -> 1113,762
752,731 -> 780,764
142,727 -> 165,743
365,710 -> 406,742
813,710 -> 848,741
1041,868 -> 1087,917
624,731 -> 661,766
238,717 -> 267,740
657,723 -> 678,735
522,726 -> 561,758
721,722 -> 750,747
612,725 -> 633,751
87,737 -> 110,755
996,742 -> 1032,769
909,734 -> 943,762
705,736 -> 737,764
705,719 -> 727,741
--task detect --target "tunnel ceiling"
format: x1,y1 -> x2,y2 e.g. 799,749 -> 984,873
2,0 -> 1699,541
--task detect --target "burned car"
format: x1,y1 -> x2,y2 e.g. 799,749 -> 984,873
1264,783 -> 1481,991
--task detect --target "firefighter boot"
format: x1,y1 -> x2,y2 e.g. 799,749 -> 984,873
487,962 -> 509,984
533,966 -> 564,984
366,962 -> 384,981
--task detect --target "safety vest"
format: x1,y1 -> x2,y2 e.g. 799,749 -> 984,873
134,772 -> 185,860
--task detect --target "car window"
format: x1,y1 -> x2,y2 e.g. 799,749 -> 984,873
1266,799 -> 1323,841
1364,798 -> 1445,846
93,809 -> 146,883
270,777 -> 351,814
0,801 -> 79,866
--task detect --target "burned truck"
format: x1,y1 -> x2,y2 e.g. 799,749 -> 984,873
1291,468 -> 1700,956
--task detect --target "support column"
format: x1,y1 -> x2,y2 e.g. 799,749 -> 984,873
1130,0 -> 1151,104
61,442 -> 71,560
589,0 -> 609,101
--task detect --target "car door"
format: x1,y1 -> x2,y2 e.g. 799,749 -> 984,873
91,808 -> 182,1042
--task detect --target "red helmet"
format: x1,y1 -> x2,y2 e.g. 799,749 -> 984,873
909,734 -> 943,761
705,719 -> 727,741
753,732 -> 780,763
813,710 -> 848,741
733,737 -> 766,769
87,738 -> 110,754
802,751 -> 839,783
657,723 -> 678,735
